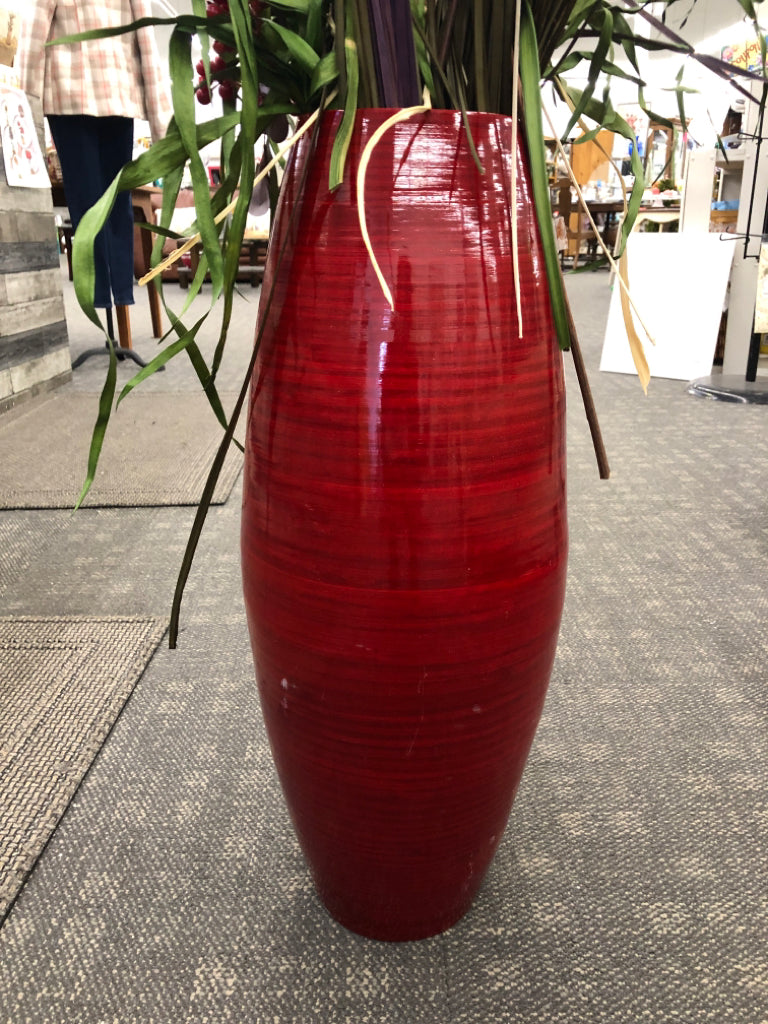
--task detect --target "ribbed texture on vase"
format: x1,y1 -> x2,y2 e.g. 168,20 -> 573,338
242,109 -> 567,941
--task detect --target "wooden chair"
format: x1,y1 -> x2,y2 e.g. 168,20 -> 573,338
555,178 -> 599,270
132,202 -> 163,340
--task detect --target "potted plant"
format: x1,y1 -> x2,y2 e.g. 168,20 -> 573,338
61,0 -> 766,941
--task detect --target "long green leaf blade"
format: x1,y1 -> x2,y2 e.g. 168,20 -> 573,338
330,3 -> 360,190
169,26 -> 224,301
74,341 -> 117,510
520,2 -> 570,351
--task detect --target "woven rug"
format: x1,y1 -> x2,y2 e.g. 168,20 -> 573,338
0,392 -> 243,508
0,616 -> 166,924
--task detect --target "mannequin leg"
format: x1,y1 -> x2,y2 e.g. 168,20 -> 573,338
47,116 -> 115,310
95,118 -> 136,310
49,116 -> 153,369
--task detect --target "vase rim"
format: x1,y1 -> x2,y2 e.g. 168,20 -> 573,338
315,107 -> 514,127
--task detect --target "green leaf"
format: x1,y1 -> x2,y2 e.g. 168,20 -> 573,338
672,65 -> 690,133
520,2 -> 570,352
637,84 -> 676,131
190,0 -> 210,84
214,1 -> 261,361
262,19 -> 321,76
329,4 -> 360,190
228,0 -> 258,84
72,177 -> 121,332
410,0 -> 435,98
613,11 -> 639,73
561,0 -> 601,44
736,0 -> 760,19
169,27 -> 225,300
152,165 -> 184,270
555,50 -> 644,85
46,14 -> 207,46
310,51 -> 340,95
70,113 -> 238,342
167,137 -> 323,646
305,0 -> 325,51
268,0 -> 311,11
551,50 -> 586,75
74,340 -> 117,510
561,83 -> 644,254
116,316 -> 205,404
562,5 -> 614,139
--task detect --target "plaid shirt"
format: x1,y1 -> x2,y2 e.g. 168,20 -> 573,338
17,0 -> 172,142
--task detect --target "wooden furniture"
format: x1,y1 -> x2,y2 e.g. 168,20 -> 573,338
131,186 -> 164,339
644,119 -> 685,184
606,204 -> 680,283
570,130 -> 615,187
555,130 -> 617,267
709,208 -> 739,232
177,232 -> 268,289
2,95 -> 70,412
555,190 -> 682,276
555,178 -> 599,269
633,208 -> 681,232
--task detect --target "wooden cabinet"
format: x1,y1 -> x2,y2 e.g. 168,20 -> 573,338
570,130 -> 615,186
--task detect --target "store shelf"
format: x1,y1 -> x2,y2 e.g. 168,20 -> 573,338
716,150 -> 747,170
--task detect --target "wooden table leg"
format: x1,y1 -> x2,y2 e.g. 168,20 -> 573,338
133,199 -> 164,338
115,305 -> 133,350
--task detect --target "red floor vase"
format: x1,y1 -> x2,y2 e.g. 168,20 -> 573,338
241,109 -> 568,941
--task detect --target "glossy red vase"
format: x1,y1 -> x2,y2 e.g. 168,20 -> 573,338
241,109 -> 567,941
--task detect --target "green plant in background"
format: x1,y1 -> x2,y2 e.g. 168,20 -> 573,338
53,0 -> 766,510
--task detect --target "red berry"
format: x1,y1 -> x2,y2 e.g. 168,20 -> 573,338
218,80 -> 238,103
212,39 -> 234,55
210,55 -> 227,75
196,84 -> 212,105
195,59 -> 206,77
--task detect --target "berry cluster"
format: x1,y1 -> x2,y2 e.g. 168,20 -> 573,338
195,1 -> 266,106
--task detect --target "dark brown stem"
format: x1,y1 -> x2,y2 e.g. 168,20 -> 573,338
563,280 -> 610,480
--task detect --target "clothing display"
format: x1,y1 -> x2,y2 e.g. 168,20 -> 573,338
17,0 -> 171,142
47,114 -> 134,307
16,0 -> 171,309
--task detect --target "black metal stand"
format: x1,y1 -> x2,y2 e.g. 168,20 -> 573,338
689,92 -> 768,401
70,308 -> 153,370
687,375 -> 768,404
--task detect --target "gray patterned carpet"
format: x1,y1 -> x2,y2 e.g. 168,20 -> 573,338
0,617 -> 166,923
0,392 -> 242,508
0,269 -> 765,1022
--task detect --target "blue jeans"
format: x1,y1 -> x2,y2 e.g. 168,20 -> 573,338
48,115 -> 135,308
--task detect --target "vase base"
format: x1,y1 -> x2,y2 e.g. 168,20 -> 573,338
317,888 -> 474,943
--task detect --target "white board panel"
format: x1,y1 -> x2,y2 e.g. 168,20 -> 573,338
600,233 -> 734,382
